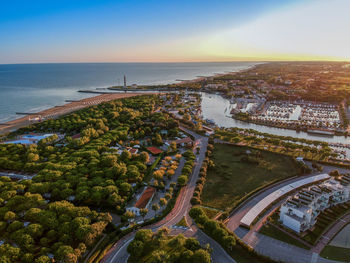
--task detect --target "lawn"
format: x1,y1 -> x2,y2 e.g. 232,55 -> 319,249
320,245 -> 350,262
200,206 -> 221,219
175,217 -> 188,227
330,223 -> 350,248
201,143 -> 300,210
259,224 -> 310,250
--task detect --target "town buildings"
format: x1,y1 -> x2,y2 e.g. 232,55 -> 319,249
250,101 -> 341,130
279,175 -> 350,233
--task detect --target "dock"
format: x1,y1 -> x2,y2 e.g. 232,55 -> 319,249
78,90 -> 116,94
15,112 -> 39,115
307,128 -> 335,136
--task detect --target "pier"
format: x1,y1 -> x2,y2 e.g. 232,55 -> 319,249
78,90 -> 115,94
15,112 -> 39,115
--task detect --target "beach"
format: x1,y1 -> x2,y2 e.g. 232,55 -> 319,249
0,62 -> 257,123
0,92 -> 149,135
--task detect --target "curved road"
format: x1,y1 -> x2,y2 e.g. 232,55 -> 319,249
102,127 -> 235,263
226,168 -> 346,263
312,212 -> 350,254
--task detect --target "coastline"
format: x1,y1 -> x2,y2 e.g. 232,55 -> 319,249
0,92 -> 150,135
0,62 -> 258,136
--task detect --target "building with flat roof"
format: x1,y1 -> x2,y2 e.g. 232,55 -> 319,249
240,173 -> 330,228
280,175 -> 350,233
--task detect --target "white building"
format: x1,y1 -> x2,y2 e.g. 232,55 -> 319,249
126,186 -> 156,216
280,175 -> 350,233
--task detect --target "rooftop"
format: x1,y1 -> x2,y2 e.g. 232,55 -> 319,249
147,147 -> 163,155
172,137 -> 192,145
135,187 -> 156,209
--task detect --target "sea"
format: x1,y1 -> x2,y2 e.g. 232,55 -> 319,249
0,62 -> 257,122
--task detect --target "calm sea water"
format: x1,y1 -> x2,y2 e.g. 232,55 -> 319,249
0,62 -> 257,122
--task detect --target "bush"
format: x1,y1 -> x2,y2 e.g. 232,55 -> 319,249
177,175 -> 188,186
190,207 -> 235,252
191,197 -> 201,205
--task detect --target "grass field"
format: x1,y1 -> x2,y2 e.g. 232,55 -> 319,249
201,144 -> 300,210
200,206 -> 221,219
330,223 -> 350,248
175,217 -> 188,227
259,224 -> 310,250
320,245 -> 350,262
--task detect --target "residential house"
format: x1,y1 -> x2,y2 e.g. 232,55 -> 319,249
172,137 -> 193,148
126,187 -> 156,216
147,147 -> 163,155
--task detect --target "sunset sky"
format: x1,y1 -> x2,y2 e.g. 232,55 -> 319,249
1,0 -> 350,64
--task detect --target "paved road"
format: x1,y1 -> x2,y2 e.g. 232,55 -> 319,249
102,127 -> 235,263
312,212 -> 350,254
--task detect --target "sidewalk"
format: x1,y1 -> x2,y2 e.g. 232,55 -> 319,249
312,212 -> 350,253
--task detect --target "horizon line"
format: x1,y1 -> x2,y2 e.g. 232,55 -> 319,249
1,59 -> 350,66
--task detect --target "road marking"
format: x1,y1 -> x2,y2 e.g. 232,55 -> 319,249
110,239 -> 133,263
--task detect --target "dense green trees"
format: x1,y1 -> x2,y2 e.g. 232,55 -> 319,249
177,150 -> 195,187
0,96 -> 179,210
190,207 -> 236,253
127,228 -> 211,263
214,127 -> 337,161
0,95 -> 181,262
0,177 -> 111,262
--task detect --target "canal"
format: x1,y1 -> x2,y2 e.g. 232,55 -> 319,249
200,92 -> 350,145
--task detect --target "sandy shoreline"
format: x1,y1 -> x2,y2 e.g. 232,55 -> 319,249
0,63 -> 257,136
0,92 -> 150,135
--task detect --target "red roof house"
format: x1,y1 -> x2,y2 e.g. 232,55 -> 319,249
126,186 -> 156,216
135,187 -> 156,209
147,147 -> 163,155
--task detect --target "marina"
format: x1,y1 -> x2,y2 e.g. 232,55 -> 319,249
200,92 -> 350,145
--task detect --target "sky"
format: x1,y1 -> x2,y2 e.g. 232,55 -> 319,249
1,0 -> 350,63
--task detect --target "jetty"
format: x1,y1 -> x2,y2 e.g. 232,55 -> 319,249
307,128 -> 335,136
78,90 -> 115,94
15,112 -> 39,115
